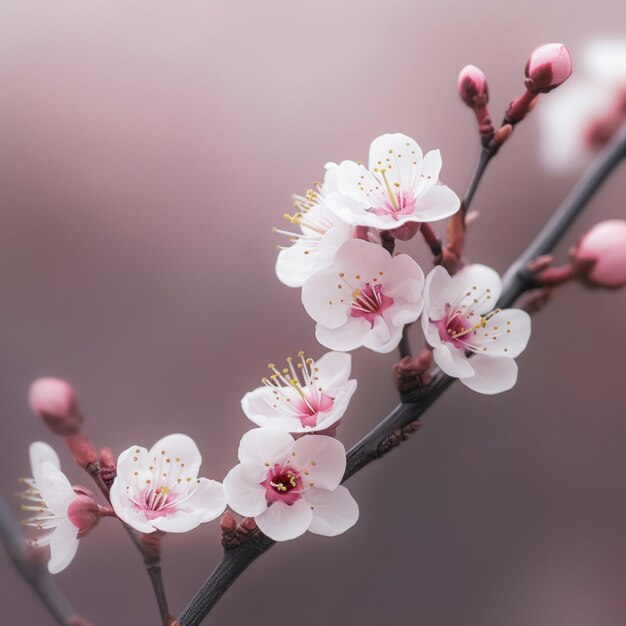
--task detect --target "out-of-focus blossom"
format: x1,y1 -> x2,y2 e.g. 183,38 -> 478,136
573,220 -> 626,288
29,378 -> 82,436
326,133 -> 460,231
301,239 -> 424,353
274,164 -> 353,287
241,351 -> 357,434
224,429 -> 358,541
540,38 -> 626,171
20,442 -> 100,573
110,434 -> 226,533
525,43 -> 573,93
422,265 -> 531,394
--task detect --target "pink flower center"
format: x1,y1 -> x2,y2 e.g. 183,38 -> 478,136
372,191 -> 417,219
263,463 -> 303,506
292,391 -> 334,427
436,313 -> 476,349
350,283 -> 394,325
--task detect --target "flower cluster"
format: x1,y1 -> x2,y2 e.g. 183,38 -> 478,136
275,132 -> 532,388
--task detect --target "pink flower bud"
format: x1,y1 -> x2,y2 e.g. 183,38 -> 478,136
458,64 -> 489,107
525,43 -> 572,93
65,434 -> 98,469
573,220 -> 626,288
29,378 -> 83,436
67,495 -> 101,534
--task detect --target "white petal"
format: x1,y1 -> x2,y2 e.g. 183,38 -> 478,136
412,184 -> 460,222
109,480 -> 156,534
461,355 -> 518,395
422,265 -> 455,323
312,379 -> 357,431
413,149 -> 443,196
275,243 -> 318,288
223,462 -> 268,517
368,133 -> 423,192
465,309 -> 531,358
255,500 -> 313,541
148,434 -> 202,480
37,463 -> 76,518
313,351 -> 352,393
150,510 -> 205,533
180,478 -> 227,523
29,442 -> 60,486
452,264 -> 503,314
305,486 -> 359,537
432,344 -> 475,378
291,435 -> 346,490
315,318 -> 371,352
363,316 -> 400,354
241,387 -> 300,429
116,445 -> 150,484
237,428 -> 295,466
48,520 -> 79,574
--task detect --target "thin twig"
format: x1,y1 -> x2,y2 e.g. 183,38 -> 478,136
177,123 -> 626,626
0,495 -> 90,626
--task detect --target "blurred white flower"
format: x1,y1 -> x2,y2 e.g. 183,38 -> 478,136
422,264 -> 531,394
301,238 -> 425,353
224,428 -> 358,541
540,38 -> 626,171
241,351 -> 357,434
110,434 -> 226,533
20,442 -> 98,574
326,132 -> 459,231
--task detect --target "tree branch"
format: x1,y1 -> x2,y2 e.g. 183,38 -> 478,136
0,495 -> 90,626
177,123 -> 626,626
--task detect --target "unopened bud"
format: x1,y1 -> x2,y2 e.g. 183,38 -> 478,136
67,495 -> 101,535
573,220 -> 626,288
390,221 -> 421,241
29,378 -> 83,436
525,43 -> 572,93
65,434 -> 98,469
458,64 -> 489,107
98,447 -> 117,487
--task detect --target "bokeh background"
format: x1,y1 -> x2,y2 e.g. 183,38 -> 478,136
1,2 -> 625,625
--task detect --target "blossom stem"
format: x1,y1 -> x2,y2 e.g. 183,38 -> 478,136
0,495 -> 90,626
176,122 -> 626,626
420,224 -> 442,257
398,324 -> 413,359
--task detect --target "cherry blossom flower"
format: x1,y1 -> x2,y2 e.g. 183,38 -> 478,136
224,429 -> 358,541
301,238 -> 425,353
573,220 -> 626,287
325,133 -> 460,231
241,351 -> 357,434
422,265 -> 531,394
274,164 -> 353,287
110,434 -> 226,534
540,38 -> 626,171
19,442 -> 100,574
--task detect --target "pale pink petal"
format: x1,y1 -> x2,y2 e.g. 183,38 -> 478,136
255,500 -> 313,541
116,445 -> 150,484
432,344 -> 475,378
461,355 -> 518,394
37,463 -> 76,518
368,133 -> 423,190
412,184 -> 460,222
148,434 -> 202,480
237,429 -> 294,466
29,442 -> 60,486
315,318 -> 371,352
109,480 -> 155,534
48,520 -> 80,574
305,486 -> 359,537
291,435 -> 346,490
150,510 -> 205,533
465,309 -> 531,357
223,462 -> 268,517
313,351 -> 352,393
452,264 -> 503,314
180,478 -> 227,523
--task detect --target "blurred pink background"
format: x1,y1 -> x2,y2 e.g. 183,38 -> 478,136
1,1 -> 625,624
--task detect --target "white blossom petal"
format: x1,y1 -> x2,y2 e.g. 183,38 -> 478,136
460,355 -> 519,395
237,429 -> 295,466
29,442 -> 61,486
148,434 -> 202,480
223,462 -> 268,517
48,520 -> 80,574
255,500 -> 313,541
305,486 -> 359,537
291,435 -> 346,490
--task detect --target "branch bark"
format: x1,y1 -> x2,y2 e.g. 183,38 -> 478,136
177,122 -> 626,626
